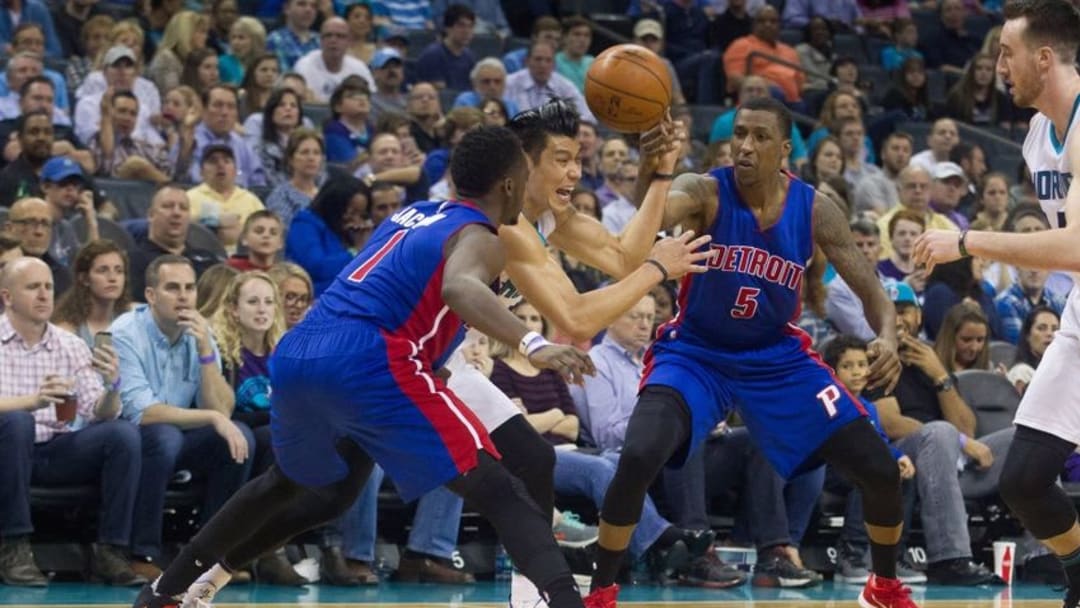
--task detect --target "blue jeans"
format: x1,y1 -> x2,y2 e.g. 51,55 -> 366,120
0,413 -> 141,545
555,449 -> 670,558
132,422 -> 254,559
341,465 -> 464,561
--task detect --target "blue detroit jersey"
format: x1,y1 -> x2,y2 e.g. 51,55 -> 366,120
308,200 -> 494,369
670,167 -> 815,350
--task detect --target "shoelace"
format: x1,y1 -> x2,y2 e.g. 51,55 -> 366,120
876,579 -> 915,605
560,512 -> 588,531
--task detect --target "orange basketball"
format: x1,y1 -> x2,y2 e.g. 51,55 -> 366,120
585,44 -> 672,133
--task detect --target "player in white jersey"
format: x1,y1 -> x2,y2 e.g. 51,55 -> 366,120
914,1 -> 1080,605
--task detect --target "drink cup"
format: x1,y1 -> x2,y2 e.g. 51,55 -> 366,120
993,540 -> 1016,585
55,393 -> 76,422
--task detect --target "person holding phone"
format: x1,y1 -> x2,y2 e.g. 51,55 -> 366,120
0,257 -> 144,587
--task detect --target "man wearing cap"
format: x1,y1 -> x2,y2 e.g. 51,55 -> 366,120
415,4 -> 477,91
370,47 -> 408,122
863,292 -> 1011,586
186,144 -> 265,234
294,18 -> 375,103
451,58 -> 520,116
929,161 -> 970,230
632,18 -> 686,107
266,0 -> 319,71
74,46 -> 165,148
876,165 -> 959,259
185,84 -> 265,189
88,90 -> 174,183
505,40 -> 595,123
39,156 -> 99,267
2,198 -> 73,296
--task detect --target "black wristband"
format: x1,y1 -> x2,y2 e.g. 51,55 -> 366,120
652,172 -> 675,181
644,258 -> 669,281
958,230 -> 970,258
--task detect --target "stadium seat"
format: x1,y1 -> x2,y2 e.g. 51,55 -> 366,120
956,369 -> 1021,436
470,33 -> 503,59
439,87 -> 460,111
989,341 -> 1018,369
250,185 -> 274,203
688,104 -> 728,142
70,215 -> 137,252
779,28 -> 803,47
406,29 -> 436,56
95,178 -> 158,221
303,103 -> 332,127
833,33 -> 867,65
187,222 -> 228,260
859,64 -> 891,106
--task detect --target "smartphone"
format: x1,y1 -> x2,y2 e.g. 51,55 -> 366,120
94,331 -> 112,350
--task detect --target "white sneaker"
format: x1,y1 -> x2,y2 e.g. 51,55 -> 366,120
180,580 -> 218,608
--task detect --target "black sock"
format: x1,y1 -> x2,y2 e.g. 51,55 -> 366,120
650,526 -> 683,551
591,545 -> 625,590
543,573 -> 583,608
869,541 -> 898,580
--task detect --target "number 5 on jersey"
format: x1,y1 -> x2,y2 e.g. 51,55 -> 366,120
730,287 -> 760,319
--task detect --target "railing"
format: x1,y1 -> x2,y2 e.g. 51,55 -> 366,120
745,50 -> 839,90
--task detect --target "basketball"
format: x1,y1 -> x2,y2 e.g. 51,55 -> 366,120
585,44 -> 673,133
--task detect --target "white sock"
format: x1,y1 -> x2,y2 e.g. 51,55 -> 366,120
193,564 -> 232,590
510,570 -> 548,608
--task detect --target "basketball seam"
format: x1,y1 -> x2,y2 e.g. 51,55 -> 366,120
607,54 -> 672,99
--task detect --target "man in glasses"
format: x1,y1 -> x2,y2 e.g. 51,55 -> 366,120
2,197 -> 70,296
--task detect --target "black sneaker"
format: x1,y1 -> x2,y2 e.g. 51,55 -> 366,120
679,529 -> 716,558
645,540 -> 691,584
678,551 -> 747,588
926,558 -> 1003,586
1065,578 -> 1080,608
751,551 -> 819,588
132,583 -> 179,608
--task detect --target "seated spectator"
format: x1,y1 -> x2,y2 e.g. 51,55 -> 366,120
660,0 -> 709,64
935,301 -> 996,373
918,0 -> 982,72
923,258 -> 1000,341
837,118 -> 888,197
821,336 -> 921,584
218,17 -> 266,86
368,48 -> 407,122
186,145 -> 266,254
206,0 -> 238,55
796,248 -> 836,348
185,84 -> 267,188
415,4 -> 477,91
89,90 -> 174,184
285,177 -> 371,295
826,220 -> 896,341
156,85 -> 202,155
595,137 -> 630,209
324,78 -> 374,165
266,129 -> 325,227
146,11 -> 210,97
345,3 -> 376,64
180,49 -> 221,97
929,162 -> 971,230
1002,204 -> 1073,300
944,52 -> 1013,127
127,185 -> 226,302
880,18 -> 923,72
881,57 -> 933,123
576,121 -> 603,191
970,172 -> 1010,231
112,255 -> 255,578
851,134 -> 909,218
722,6 -> 805,104
53,239 -> 132,346
950,142 -> 987,218
708,0 -> 754,53
226,211 -> 285,272
238,55 -> 281,119
555,16 -> 594,93
0,256 -> 143,587
195,263 -> 241,319
0,53 -> 69,126
267,261 -> 312,328
704,139 -> 733,171
505,41 -> 595,123
76,46 -> 165,148
406,82 -> 445,154
2,27 -> 69,112
802,136 -> 844,185
1,78 -> 94,174
878,209 -> 928,294
601,160 -> 640,235
876,165 -> 959,259
502,16 -> 560,74
480,98 -> 508,127
295,18 -> 375,103
266,0 -> 320,72
353,132 -> 430,205
65,15 -> 115,97
1008,306 -> 1059,395
708,76 -> 808,170
910,118 -> 960,175
868,289 -> 1006,586
2,197 -> 73,296
50,0 -> 102,58
38,156 -> 99,267
0,236 -> 24,278
995,265 -> 1066,345
423,107 -> 484,196
369,183 -> 402,226
75,21 -> 161,121
795,17 -> 835,92
248,88 -> 306,187
451,58 -> 521,118
432,0 -> 509,37
0,112 -> 53,206
805,92 -> 874,166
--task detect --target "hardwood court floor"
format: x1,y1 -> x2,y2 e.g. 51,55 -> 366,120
0,581 -> 1065,608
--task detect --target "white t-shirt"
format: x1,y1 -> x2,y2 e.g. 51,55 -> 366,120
909,149 -> 942,175
294,51 -> 375,103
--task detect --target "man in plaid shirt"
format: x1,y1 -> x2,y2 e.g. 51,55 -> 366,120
0,257 -> 145,587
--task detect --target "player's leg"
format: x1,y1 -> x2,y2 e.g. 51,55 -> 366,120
445,451 -> 583,608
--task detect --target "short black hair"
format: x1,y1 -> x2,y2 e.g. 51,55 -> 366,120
451,126 -> 524,199
310,177 -> 370,245
112,89 -> 138,106
1004,0 -> 1080,62
201,83 -> 240,109
146,254 -> 195,289
443,3 -> 475,29
949,141 -> 981,165
18,75 -> 53,98
736,96 -> 792,140
508,98 -> 579,161
16,109 -> 51,135
822,334 -> 867,369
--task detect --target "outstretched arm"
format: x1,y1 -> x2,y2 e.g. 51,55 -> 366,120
814,192 -> 900,392
914,133 -> 1080,272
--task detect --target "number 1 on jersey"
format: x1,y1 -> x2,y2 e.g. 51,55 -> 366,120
730,287 -> 761,319
347,231 -> 405,283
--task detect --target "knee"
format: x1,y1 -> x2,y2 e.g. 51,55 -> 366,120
999,450 -> 1050,510
920,420 -> 960,450
140,423 -> 183,465
104,420 -> 141,456
851,442 -> 901,494
0,411 -> 35,444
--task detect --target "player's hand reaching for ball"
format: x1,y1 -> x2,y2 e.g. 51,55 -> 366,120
912,229 -> 964,275
638,111 -> 682,175
866,335 -> 901,394
529,345 -> 596,386
646,231 -> 714,280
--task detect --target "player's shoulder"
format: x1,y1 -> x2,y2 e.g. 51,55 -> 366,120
672,170 -> 719,198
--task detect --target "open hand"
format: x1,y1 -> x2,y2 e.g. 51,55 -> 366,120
528,344 -> 595,385
646,231 -> 714,280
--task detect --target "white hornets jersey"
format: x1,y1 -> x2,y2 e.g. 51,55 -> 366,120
1023,96 -> 1080,228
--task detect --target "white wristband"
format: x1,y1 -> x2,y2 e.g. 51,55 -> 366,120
518,331 -> 550,356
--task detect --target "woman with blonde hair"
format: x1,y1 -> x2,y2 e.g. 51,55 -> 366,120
267,262 -> 313,328
67,14 -> 116,94
196,263 -> 241,319
53,240 -> 133,347
148,10 -> 210,95
219,16 -> 266,85
75,20 -> 156,102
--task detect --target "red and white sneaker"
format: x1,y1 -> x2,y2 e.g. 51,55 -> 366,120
859,574 -> 919,608
583,584 -> 619,608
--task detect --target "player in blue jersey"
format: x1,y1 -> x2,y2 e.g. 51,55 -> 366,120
915,2 -> 1080,606
132,127 -> 634,608
581,96 -> 916,608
